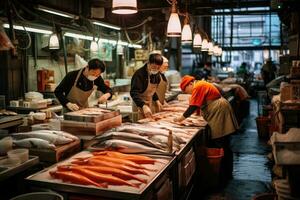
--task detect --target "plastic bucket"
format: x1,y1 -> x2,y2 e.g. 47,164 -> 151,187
10,192 -> 63,200
252,193 -> 277,200
256,116 -> 270,138
206,148 -> 224,174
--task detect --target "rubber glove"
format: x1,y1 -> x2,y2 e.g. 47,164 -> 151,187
142,105 -> 152,118
66,102 -> 79,111
173,115 -> 185,122
156,100 -> 163,112
98,93 -> 111,104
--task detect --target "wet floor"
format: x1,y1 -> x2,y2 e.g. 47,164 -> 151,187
203,99 -> 273,200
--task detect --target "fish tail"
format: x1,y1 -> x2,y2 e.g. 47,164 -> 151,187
71,160 -> 88,165
132,182 -> 142,188
57,165 -> 71,171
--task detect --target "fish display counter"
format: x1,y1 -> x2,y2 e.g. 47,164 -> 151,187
26,150 -> 176,200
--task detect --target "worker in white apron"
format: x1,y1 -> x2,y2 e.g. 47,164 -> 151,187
153,56 -> 169,112
54,58 -> 113,112
130,53 -> 164,120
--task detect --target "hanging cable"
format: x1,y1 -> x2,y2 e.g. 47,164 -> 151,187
123,17 -> 152,30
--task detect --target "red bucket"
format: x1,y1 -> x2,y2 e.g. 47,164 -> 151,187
206,148 -> 224,174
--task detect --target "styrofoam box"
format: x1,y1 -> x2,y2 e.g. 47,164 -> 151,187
273,142 -> 300,165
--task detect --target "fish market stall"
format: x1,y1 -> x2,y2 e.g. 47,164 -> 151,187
26,151 -> 176,200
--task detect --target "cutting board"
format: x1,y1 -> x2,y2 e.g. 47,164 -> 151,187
61,115 -> 122,135
29,139 -> 81,163
64,108 -> 120,123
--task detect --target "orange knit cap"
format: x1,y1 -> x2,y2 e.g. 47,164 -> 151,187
180,75 -> 195,91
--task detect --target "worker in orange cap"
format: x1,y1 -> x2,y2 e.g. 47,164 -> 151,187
175,75 -> 238,180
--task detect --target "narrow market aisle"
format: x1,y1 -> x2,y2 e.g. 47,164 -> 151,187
203,99 -> 273,200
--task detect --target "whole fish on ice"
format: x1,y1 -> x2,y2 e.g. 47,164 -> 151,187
12,130 -> 73,145
92,139 -> 170,155
13,138 -> 56,149
95,131 -> 164,150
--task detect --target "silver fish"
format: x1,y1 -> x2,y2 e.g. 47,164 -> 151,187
12,130 -> 73,145
13,138 -> 56,149
117,124 -> 185,144
93,139 -> 170,155
49,130 -> 78,141
95,131 -> 163,150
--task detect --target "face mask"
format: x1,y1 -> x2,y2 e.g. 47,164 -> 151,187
87,75 -> 98,81
150,70 -> 159,75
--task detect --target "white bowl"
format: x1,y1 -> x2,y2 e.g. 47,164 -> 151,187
0,137 -> 13,155
7,149 -> 29,163
33,112 -> 46,121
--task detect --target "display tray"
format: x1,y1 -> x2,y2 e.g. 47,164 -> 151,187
64,108 -> 120,123
26,151 -> 175,199
0,156 -> 39,182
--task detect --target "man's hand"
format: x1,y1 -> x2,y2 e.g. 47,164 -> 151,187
156,100 -> 163,112
66,102 -> 79,111
173,115 -> 185,122
142,105 -> 152,118
98,93 -> 111,104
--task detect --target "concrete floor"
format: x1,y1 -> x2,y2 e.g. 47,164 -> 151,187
203,99 -> 273,200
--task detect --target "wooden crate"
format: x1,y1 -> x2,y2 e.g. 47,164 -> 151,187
61,115 -> 122,135
64,108 -> 120,123
29,139 -> 81,163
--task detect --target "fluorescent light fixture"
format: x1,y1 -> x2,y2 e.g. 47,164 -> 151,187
3,23 -> 52,34
128,43 -> 142,48
36,5 -> 78,19
64,32 -> 94,41
99,38 -> 117,45
64,32 -> 141,48
93,21 -> 121,31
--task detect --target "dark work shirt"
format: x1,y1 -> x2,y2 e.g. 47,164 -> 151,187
130,64 -> 160,108
54,69 -> 113,106
183,105 -> 198,118
160,73 -> 167,82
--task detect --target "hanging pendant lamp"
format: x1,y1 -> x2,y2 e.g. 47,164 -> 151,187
208,42 -> 214,55
49,33 -> 59,49
201,39 -> 209,51
193,31 -> 202,48
90,40 -> 99,52
181,15 -> 192,43
167,1 -> 181,37
112,0 -> 137,14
